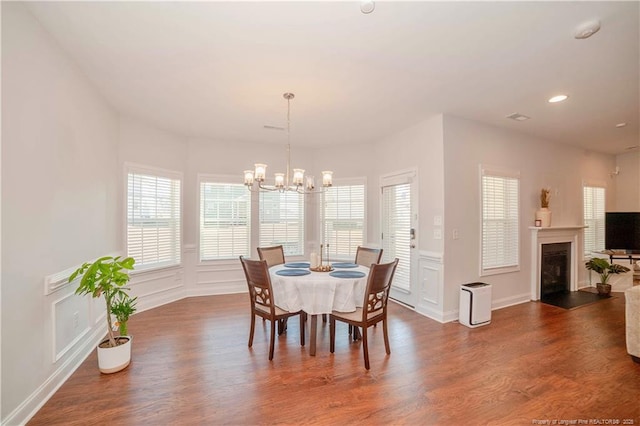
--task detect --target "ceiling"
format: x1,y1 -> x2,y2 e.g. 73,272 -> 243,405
25,1 -> 640,155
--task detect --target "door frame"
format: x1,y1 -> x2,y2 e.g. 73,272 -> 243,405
379,168 -> 419,307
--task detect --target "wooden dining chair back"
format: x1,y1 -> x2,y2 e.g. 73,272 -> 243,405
239,256 -> 304,360
257,245 -> 286,268
355,246 -> 383,268
329,258 -> 399,369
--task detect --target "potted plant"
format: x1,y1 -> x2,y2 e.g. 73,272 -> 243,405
585,257 -> 630,295
69,255 -> 136,374
111,295 -> 137,337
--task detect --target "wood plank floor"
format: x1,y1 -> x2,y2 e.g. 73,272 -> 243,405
29,292 -> 640,425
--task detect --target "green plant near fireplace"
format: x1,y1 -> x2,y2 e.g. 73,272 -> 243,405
584,257 -> 630,295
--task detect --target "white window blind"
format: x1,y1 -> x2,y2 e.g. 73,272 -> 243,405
259,191 -> 304,256
322,183 -> 365,260
200,181 -> 251,261
583,185 -> 605,255
381,183 -> 411,291
127,166 -> 181,270
481,170 -> 519,274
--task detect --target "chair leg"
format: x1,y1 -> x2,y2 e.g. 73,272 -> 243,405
329,317 -> 336,353
299,314 -> 305,347
322,313 -> 327,323
362,326 -> 370,370
248,314 -> 256,347
348,325 -> 352,335
383,319 -> 391,355
269,319 -> 276,360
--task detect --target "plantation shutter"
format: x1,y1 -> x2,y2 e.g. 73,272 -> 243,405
481,168 -> 520,274
583,185 -> 605,255
322,183 -> 365,260
127,166 -> 182,270
200,181 -> 251,260
259,191 -> 305,256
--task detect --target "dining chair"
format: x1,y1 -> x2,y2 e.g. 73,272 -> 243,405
344,246 -> 383,337
355,246 -> 383,268
257,245 -> 286,268
239,256 -> 305,360
329,258 -> 399,369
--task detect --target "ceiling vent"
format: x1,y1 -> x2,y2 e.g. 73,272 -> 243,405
506,113 -> 531,122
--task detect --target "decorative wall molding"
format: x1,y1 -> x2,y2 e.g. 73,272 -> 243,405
415,251 -> 445,323
44,252 -> 123,296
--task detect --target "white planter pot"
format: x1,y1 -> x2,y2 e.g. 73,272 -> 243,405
535,208 -> 552,227
97,336 -> 132,374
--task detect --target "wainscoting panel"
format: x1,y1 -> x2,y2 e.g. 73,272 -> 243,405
415,251 -> 445,323
52,291 -> 91,362
129,266 -> 186,313
192,260 -> 246,296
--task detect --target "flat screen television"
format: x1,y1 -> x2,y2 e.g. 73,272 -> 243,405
605,212 -> 640,253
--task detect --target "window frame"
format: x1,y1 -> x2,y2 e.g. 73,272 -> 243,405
258,189 -> 306,257
582,181 -> 606,257
321,177 -> 367,262
198,174 -> 252,263
124,162 -> 183,273
479,165 -> 521,277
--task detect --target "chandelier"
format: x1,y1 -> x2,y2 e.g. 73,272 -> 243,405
243,92 -> 333,194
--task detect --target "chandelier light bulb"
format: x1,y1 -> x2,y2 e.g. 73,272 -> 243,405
254,164 -> 267,182
322,171 -> 333,187
244,170 -> 254,186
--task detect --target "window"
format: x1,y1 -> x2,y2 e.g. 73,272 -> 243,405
322,181 -> 365,260
259,191 -> 304,256
583,185 -> 605,255
126,164 -> 182,270
199,178 -> 251,261
481,167 -> 520,275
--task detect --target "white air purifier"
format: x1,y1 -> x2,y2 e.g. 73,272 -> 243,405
459,282 -> 492,328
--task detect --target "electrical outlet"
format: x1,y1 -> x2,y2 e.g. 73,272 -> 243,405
453,229 -> 459,240
434,229 -> 442,240
434,215 -> 442,226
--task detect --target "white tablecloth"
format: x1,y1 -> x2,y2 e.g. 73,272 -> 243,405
269,264 -> 369,315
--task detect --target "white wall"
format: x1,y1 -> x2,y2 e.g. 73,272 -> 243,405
1,3 -> 120,423
442,115 -> 617,316
615,150 -> 640,211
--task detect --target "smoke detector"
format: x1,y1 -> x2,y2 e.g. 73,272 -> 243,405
574,20 -> 601,39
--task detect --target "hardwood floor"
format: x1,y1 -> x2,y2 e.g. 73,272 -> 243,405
29,292 -> 640,425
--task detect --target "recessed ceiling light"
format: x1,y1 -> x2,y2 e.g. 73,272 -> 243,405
548,95 -> 568,103
574,20 -> 601,39
616,122 -> 627,128
360,1 -> 375,14
506,113 -> 531,121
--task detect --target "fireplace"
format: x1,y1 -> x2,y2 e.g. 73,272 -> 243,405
540,242 -> 571,296
530,226 -> 585,301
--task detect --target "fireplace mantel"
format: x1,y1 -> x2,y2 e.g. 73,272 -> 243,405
530,226 -> 586,300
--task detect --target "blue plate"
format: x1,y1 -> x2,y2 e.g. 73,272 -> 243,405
329,270 -> 366,279
284,262 -> 310,268
276,269 -> 311,277
332,262 -> 358,268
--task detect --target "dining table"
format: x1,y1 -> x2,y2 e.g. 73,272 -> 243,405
269,261 -> 370,356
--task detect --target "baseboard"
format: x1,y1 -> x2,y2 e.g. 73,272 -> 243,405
4,325 -> 106,426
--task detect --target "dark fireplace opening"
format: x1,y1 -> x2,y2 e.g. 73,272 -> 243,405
540,242 -> 571,296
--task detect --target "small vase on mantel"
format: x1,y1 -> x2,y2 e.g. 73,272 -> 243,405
536,208 -> 552,227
